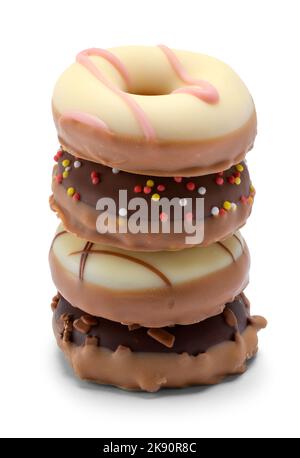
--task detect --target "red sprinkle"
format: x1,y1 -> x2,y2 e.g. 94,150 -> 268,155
227,175 -> 235,184
73,192 -> 81,201
57,150 -> 63,158
143,186 -> 152,194
160,212 -> 168,222
53,155 -> 59,162
91,171 -> 98,179
55,174 -> 63,184
219,208 -> 226,216
215,176 -> 224,185
92,176 -> 100,185
134,185 -> 142,193
186,182 -> 196,191
234,171 -> 241,178
157,184 -> 166,192
185,212 -> 193,221
240,195 -> 248,204
174,177 -> 182,183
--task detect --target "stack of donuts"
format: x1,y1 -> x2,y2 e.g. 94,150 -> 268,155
49,45 -> 266,392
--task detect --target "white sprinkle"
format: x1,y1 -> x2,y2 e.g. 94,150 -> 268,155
112,168 -> 120,174
74,161 -> 81,168
231,202 -> 237,211
65,166 -> 71,172
211,206 -> 220,216
198,186 -> 206,195
119,208 -> 127,217
179,198 -> 187,207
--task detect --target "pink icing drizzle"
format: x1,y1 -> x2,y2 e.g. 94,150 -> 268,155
158,44 -> 219,104
59,111 -> 109,131
76,48 -> 156,140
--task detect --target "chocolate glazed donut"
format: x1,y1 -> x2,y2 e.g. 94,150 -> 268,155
50,150 -> 255,251
51,293 -> 267,392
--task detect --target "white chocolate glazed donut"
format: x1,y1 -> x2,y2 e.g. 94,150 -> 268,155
52,46 -> 256,176
49,225 -> 250,327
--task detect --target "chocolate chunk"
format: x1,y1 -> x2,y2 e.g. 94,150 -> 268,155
73,318 -> 90,334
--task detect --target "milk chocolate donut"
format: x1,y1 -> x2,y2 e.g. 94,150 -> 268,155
49,225 -> 250,327
52,46 -> 256,176
51,293 -> 267,392
50,150 -> 255,251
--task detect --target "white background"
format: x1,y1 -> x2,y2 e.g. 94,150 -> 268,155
0,0 -> 299,439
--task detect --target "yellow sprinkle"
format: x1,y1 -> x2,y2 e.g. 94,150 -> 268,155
235,177 -> 241,185
248,196 -> 254,205
151,193 -> 160,201
146,179 -> 155,187
62,159 -> 70,167
250,184 -> 255,193
223,201 -> 232,211
67,187 -> 75,196
235,164 -> 244,172
62,170 -> 69,178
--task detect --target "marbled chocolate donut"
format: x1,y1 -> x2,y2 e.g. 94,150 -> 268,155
49,225 -> 250,327
51,293 -> 267,392
52,46 -> 256,177
50,150 -> 255,251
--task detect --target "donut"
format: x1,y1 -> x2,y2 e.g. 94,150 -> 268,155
52,45 -> 256,177
50,150 -> 255,251
51,292 -> 267,392
49,225 -> 250,327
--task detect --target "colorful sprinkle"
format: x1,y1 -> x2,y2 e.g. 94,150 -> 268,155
179,198 -> 188,207
160,212 -> 168,222
235,164 -> 244,172
146,179 -> 155,188
67,187 -> 75,197
219,208 -> 227,216
240,195 -> 248,204
211,206 -> 220,216
143,186 -> 152,194
62,159 -> 70,168
53,155 -> 59,162
91,171 -> 98,178
157,184 -> 166,192
74,161 -> 81,168
215,176 -> 224,186
234,177 -> 241,185
62,170 -> 69,179
227,176 -> 235,185
134,185 -> 142,193
186,182 -> 196,191
57,150 -> 63,158
151,193 -> 160,202
73,192 -> 81,201
231,202 -> 237,211
55,174 -> 63,184
248,196 -> 254,205
119,208 -> 127,217
198,186 -> 206,195
65,166 -> 71,172
223,201 -> 232,211
112,168 -> 119,174
233,171 -> 241,178
92,177 -> 100,185
250,184 -> 255,194
174,177 -> 182,183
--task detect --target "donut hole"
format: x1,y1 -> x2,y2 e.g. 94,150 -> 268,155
127,85 -> 171,96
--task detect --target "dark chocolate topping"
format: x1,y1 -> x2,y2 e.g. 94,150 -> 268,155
54,294 -> 250,355
54,150 -> 251,221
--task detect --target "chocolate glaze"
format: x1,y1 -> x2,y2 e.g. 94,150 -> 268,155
55,151 -> 251,221
54,294 -> 249,356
